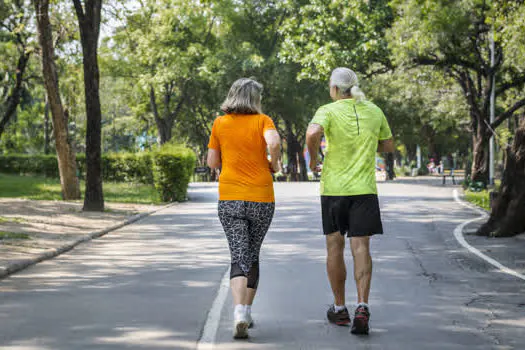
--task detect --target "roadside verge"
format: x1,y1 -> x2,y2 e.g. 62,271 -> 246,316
0,202 -> 175,279
453,189 -> 525,282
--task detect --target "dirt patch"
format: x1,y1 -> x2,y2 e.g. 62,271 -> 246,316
0,199 -> 163,272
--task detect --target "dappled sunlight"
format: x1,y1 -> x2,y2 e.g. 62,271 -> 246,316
0,341 -> 56,350
95,327 -> 195,348
2,181 -> 524,349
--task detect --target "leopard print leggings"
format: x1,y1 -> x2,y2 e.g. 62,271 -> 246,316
218,200 -> 275,288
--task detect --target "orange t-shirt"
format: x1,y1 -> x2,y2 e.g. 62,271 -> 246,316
208,113 -> 276,203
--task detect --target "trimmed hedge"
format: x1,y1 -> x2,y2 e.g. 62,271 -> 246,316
153,145 -> 196,202
0,154 -> 59,178
0,148 -> 196,202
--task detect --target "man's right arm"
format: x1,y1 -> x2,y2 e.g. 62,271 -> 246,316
306,124 -> 324,172
377,138 -> 395,153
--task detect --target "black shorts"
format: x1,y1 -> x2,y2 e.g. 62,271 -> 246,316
321,194 -> 384,237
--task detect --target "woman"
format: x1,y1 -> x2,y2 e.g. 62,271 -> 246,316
207,78 -> 281,339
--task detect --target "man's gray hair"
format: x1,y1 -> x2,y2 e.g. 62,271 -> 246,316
330,67 -> 366,102
221,78 -> 263,114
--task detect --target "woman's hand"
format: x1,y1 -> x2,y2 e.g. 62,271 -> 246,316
269,160 -> 281,174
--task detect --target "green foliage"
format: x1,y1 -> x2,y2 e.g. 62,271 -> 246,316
0,232 -> 30,240
152,144 -> 196,202
465,190 -> 490,211
279,0 -> 394,79
0,154 -> 59,177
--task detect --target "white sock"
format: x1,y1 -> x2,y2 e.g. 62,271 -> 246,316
357,302 -> 369,309
334,304 -> 346,312
245,305 -> 252,314
234,304 -> 245,315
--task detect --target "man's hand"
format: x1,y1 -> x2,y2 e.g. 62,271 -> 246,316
310,159 -> 322,173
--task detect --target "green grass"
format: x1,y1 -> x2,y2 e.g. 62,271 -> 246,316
465,190 -> 490,211
0,232 -> 30,240
464,180 -> 501,212
0,173 -> 162,204
0,217 -> 25,224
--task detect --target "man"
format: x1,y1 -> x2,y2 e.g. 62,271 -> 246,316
306,67 -> 394,335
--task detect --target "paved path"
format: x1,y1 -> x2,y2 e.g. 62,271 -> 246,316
1,181 -> 524,349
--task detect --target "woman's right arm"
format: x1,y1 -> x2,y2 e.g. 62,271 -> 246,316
207,149 -> 221,169
264,129 -> 282,173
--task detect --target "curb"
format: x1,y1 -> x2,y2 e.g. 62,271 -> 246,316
0,202 -> 176,280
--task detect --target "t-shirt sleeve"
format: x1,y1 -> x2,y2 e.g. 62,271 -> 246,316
310,106 -> 329,130
379,112 -> 393,141
262,115 -> 277,133
208,118 -> 220,150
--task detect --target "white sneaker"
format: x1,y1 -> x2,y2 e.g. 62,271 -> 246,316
233,306 -> 249,339
246,312 -> 254,328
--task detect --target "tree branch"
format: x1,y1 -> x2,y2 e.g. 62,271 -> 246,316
496,74 -> 525,96
491,98 -> 525,131
414,55 -> 480,72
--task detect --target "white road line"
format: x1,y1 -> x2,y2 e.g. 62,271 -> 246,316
197,267 -> 231,350
453,189 -> 525,282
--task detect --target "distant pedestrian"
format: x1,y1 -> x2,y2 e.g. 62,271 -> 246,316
207,78 -> 282,339
306,67 -> 394,335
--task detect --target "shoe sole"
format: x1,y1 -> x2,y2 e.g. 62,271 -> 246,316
351,318 -> 369,335
233,321 -> 249,339
327,316 -> 351,326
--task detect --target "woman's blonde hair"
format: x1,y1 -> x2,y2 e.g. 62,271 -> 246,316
221,78 -> 263,114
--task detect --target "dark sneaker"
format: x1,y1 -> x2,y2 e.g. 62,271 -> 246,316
327,305 -> 351,326
351,305 -> 370,335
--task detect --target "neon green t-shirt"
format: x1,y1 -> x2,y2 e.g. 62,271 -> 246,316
310,99 -> 392,196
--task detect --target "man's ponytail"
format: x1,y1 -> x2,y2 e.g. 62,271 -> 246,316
351,85 -> 366,102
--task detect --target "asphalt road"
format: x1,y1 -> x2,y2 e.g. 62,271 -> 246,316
1,180 -> 524,350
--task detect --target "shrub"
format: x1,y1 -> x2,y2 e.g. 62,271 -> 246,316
152,145 -> 196,202
0,148 -> 196,203
0,154 -> 59,177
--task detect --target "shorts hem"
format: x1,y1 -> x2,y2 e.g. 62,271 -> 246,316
323,231 -> 383,237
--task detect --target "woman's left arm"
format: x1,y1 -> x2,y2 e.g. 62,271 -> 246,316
264,129 -> 281,173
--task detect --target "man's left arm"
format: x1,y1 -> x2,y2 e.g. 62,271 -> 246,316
377,112 -> 394,153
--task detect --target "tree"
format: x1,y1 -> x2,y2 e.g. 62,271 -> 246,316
388,0 -> 525,183
279,0 -> 394,79
110,0 -> 218,145
0,0 -> 33,139
33,0 -> 81,199
72,0 -> 104,211
367,68 -> 471,165
478,117 -> 525,237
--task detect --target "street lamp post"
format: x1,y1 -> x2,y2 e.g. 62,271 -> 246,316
489,28 -> 495,186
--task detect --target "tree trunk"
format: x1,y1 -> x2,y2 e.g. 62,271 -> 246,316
385,152 -> 395,180
477,119 -> 525,237
149,86 -> 175,145
285,122 -> 307,181
33,0 -> 81,199
0,49 -> 30,139
157,118 -> 173,145
470,123 -> 489,184
44,99 -> 51,154
73,0 -> 104,211
297,148 -> 308,181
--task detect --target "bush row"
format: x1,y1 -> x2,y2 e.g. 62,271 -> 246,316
0,148 -> 196,202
